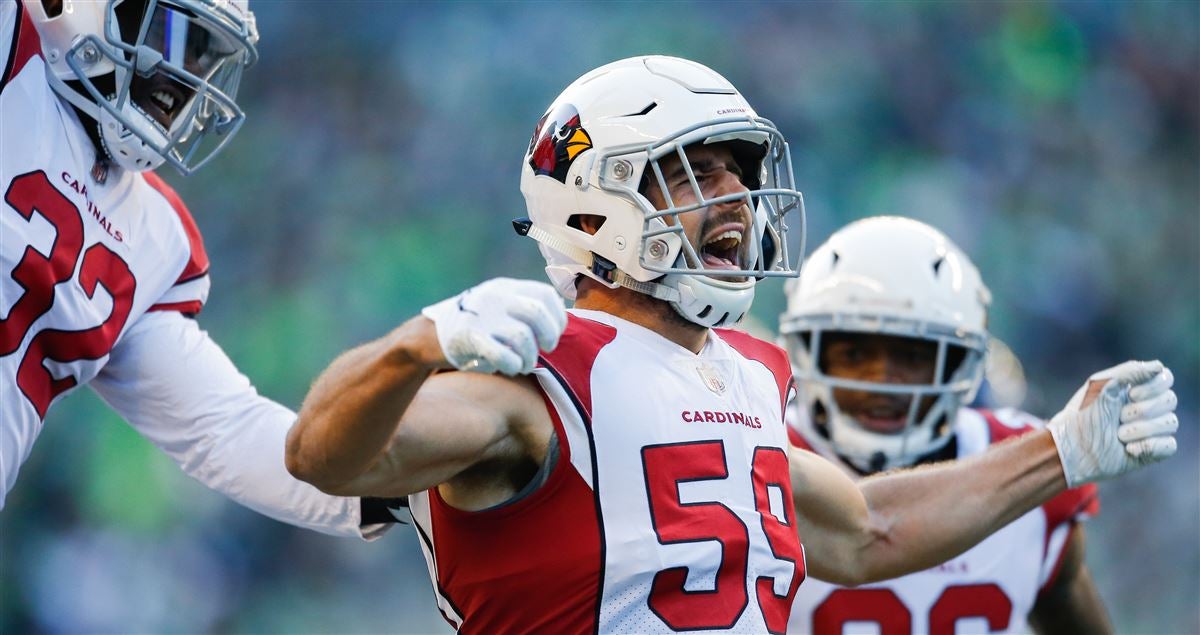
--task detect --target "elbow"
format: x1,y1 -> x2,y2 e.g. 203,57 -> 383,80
284,426 -> 343,494
826,519 -> 892,588
824,556 -> 872,588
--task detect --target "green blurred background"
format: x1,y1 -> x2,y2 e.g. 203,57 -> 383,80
2,2 -> 1197,633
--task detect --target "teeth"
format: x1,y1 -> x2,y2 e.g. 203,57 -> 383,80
704,230 -> 742,246
152,90 -> 175,111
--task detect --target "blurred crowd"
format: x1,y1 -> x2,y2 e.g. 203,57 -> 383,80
2,2 -> 1196,633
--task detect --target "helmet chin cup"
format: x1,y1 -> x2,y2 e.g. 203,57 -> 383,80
98,101 -> 169,172
666,269 -> 755,328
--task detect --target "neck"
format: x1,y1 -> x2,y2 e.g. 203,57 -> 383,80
574,278 -> 709,354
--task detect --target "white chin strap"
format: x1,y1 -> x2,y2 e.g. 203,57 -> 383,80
522,222 -> 681,302
522,221 -> 752,328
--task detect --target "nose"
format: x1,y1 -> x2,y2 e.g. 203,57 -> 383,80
708,169 -> 750,214
711,168 -> 749,197
859,353 -> 908,384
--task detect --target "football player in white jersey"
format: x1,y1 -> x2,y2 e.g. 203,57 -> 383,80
0,0 -> 400,535
782,217 -> 1112,634
285,56 -> 1178,634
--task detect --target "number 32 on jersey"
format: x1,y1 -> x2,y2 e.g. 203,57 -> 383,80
2,171 -> 136,418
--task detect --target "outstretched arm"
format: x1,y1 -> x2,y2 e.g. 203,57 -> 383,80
793,361 -> 1177,586
286,278 -> 567,498
91,311 -> 365,538
792,430 -> 1063,585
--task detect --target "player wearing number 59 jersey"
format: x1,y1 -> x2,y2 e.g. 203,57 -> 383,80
782,218 -> 1110,634
405,311 -> 805,633
0,0 -> 395,537
287,58 -> 1175,634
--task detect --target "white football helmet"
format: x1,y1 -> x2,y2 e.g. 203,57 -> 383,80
780,216 -> 991,472
517,56 -> 805,328
24,0 -> 258,175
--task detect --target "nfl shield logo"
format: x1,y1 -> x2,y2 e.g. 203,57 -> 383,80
696,363 -> 727,395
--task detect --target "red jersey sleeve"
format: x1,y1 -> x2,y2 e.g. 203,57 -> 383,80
143,171 -> 210,315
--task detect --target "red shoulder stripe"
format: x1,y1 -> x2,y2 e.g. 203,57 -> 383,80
1,1 -> 41,91
537,314 -> 617,421
147,300 -> 203,315
143,171 -> 209,284
716,327 -> 793,416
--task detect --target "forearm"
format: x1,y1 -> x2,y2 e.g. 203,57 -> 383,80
93,312 -> 365,537
855,430 -> 1066,582
285,316 -> 446,490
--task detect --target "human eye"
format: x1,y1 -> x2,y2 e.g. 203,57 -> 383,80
727,160 -> 743,180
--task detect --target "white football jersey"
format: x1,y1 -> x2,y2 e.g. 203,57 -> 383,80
787,407 -> 1099,634
1,3 -> 209,502
408,310 -> 806,634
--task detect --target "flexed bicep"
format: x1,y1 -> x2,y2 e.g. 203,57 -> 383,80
331,371 -> 548,498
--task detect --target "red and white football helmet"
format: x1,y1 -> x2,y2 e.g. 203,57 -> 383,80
23,0 -> 258,175
518,56 -> 805,328
780,217 -> 991,472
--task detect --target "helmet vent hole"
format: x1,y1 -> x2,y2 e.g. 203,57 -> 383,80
697,305 -> 713,319
41,0 -> 64,17
932,256 -> 944,275
832,251 -> 840,266
623,102 -> 658,117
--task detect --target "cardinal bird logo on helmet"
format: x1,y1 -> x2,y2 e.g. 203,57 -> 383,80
527,104 -> 593,183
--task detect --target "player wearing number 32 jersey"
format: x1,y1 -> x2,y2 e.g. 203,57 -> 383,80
286,57 -> 1178,634
782,218 -> 1109,634
0,0 -> 396,536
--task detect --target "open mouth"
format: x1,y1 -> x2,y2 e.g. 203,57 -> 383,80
700,223 -> 744,271
847,401 -> 911,434
131,75 -> 190,129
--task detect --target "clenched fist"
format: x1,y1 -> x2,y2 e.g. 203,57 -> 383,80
421,278 -> 568,376
1047,360 -> 1178,487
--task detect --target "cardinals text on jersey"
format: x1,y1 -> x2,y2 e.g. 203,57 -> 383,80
1,0 -> 209,504
406,310 -> 805,634
786,407 -> 1098,634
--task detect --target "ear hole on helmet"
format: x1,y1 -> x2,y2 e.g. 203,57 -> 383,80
569,214 -> 605,235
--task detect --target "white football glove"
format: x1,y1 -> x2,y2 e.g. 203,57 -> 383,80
1047,360 -> 1178,487
421,277 -> 567,376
